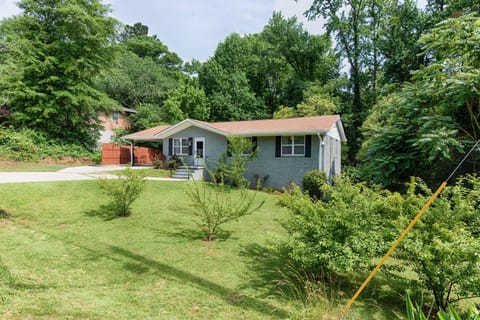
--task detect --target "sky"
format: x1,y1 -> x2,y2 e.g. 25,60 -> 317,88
0,0 -> 324,62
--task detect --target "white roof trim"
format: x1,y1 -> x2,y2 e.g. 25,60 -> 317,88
335,118 -> 347,142
155,118 -> 228,138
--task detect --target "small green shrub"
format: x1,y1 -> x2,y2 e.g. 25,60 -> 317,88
97,167 -> 146,217
302,170 -> 327,200
90,151 -> 102,164
153,154 -> 165,169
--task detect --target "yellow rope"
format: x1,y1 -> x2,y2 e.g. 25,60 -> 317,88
340,181 -> 448,319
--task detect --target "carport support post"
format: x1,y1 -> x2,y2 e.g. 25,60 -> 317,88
130,140 -> 134,166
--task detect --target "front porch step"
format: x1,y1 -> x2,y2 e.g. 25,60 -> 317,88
171,166 -> 205,180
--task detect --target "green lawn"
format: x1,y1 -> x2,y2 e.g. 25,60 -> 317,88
0,161 -> 76,172
0,180 -> 404,319
105,168 -> 172,178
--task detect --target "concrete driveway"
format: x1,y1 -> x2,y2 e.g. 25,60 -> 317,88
0,165 -> 141,184
0,165 -> 183,184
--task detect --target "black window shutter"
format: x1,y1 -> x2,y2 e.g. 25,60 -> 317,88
252,136 -> 258,153
227,139 -> 232,157
275,136 -> 281,158
168,138 -> 173,156
305,135 -> 312,158
188,137 -> 193,155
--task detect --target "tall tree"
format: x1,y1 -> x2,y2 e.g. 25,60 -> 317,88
305,0 -> 375,157
378,0 -> 428,86
0,0 -> 118,147
119,22 -> 182,69
358,14 -> 480,187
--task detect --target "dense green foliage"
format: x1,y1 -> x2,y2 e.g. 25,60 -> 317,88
0,127 -> 93,161
278,177 -> 398,276
358,14 -> 480,187
98,167 -> 146,217
280,174 -> 480,311
0,0 -> 118,148
397,176 -> 480,310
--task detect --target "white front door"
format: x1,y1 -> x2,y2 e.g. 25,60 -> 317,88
193,137 -> 205,166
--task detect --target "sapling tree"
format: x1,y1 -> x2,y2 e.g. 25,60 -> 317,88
187,173 -> 264,242
98,167 -> 146,217
215,136 -> 259,188
187,137 -> 264,241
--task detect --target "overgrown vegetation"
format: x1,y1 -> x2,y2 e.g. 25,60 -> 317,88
0,127 -> 94,161
97,167 -> 146,217
279,174 -> 480,314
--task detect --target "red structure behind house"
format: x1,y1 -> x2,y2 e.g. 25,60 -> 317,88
101,143 -> 164,165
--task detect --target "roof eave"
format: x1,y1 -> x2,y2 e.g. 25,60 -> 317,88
122,135 -> 163,141
229,130 -> 329,137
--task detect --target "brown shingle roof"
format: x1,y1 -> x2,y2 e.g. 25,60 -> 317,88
203,115 -> 340,135
123,115 -> 342,140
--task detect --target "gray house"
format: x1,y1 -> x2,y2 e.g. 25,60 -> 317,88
123,115 -> 346,189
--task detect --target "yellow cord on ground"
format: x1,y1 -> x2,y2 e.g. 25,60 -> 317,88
340,181 -> 448,319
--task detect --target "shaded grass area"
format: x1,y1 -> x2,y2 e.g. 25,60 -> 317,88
0,180 -> 408,319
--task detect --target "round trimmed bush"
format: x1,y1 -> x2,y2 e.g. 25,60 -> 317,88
302,170 -> 327,200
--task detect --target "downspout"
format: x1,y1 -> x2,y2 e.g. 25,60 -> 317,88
317,132 -> 325,171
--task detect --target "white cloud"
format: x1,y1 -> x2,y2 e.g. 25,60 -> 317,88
273,0 -> 325,34
0,0 -> 21,20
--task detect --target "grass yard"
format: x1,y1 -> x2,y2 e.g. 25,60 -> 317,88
0,180 -> 405,319
105,168 -> 172,178
0,162 -> 75,172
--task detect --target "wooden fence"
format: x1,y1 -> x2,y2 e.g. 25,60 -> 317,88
101,143 -> 164,165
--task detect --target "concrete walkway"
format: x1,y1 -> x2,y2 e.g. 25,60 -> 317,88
0,165 -> 185,184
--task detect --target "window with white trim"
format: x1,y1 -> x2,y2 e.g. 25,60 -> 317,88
173,138 -> 189,155
281,136 -> 305,156
112,111 -> 120,122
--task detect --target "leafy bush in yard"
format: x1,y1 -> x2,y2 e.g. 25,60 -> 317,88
97,167 -> 146,217
279,174 -> 480,312
0,127 -> 93,161
302,169 -> 327,200
397,175 -> 480,310
278,176 -> 401,276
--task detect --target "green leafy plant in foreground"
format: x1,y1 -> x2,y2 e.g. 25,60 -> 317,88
98,167 -> 146,217
406,293 -> 479,320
